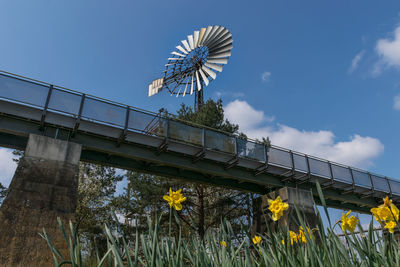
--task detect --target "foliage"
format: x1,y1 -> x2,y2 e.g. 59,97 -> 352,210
75,162 -> 123,256
43,187 -> 400,267
0,182 -> 7,205
173,99 -> 255,238
115,99 -> 260,241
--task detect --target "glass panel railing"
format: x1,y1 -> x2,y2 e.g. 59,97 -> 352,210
352,170 -> 371,188
82,97 -> 126,127
331,164 -> 352,184
293,153 -> 308,172
237,139 -> 265,161
205,130 -> 235,154
371,175 -> 390,193
48,88 -> 82,115
308,158 -> 330,178
169,120 -> 203,146
389,179 -> 400,196
0,73 -> 49,107
128,109 -> 165,136
268,147 -> 292,168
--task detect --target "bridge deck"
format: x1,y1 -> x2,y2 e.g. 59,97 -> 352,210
0,70 -> 398,212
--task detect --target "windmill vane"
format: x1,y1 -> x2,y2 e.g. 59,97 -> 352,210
148,25 -> 233,110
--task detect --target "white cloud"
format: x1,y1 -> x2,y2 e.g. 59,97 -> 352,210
394,95 -> 400,110
213,91 -> 245,98
0,148 -> 17,187
261,71 -> 271,82
225,100 -> 274,130
225,100 -> 384,169
374,25 -> 400,73
348,50 -> 366,73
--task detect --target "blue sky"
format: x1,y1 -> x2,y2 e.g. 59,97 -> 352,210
1,0 -> 400,224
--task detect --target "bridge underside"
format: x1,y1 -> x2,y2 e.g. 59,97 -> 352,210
0,113 -> 377,213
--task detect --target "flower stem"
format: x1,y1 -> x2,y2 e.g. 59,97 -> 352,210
169,207 -> 172,238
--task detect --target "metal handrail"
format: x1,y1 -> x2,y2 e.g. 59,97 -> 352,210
1,70 -> 399,196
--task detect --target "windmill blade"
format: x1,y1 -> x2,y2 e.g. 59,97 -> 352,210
190,74 -> 194,94
209,43 -> 233,55
188,35 -> 194,50
176,88 -> 181,97
208,50 -> 231,58
198,28 -> 206,46
207,28 -> 229,47
148,77 -> 164,96
204,62 -> 223,72
201,65 -> 217,79
204,26 -> 220,45
195,71 -> 202,91
178,73 -> 189,97
206,58 -> 228,64
208,34 -> 232,51
183,76 -> 190,96
171,51 -> 186,57
198,68 -> 209,86
203,25 -> 219,45
176,45 -> 188,54
200,26 -> 213,46
168,57 -> 184,60
204,26 -> 224,46
210,37 -> 233,51
181,40 -> 191,52
165,62 -> 179,66
193,31 -> 199,48
207,31 -> 231,49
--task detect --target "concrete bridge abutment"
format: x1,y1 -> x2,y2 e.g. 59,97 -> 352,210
252,187 -> 319,237
0,134 -> 81,266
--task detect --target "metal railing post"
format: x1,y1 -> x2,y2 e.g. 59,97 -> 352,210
386,177 -> 393,198
72,94 -> 86,136
39,85 -> 53,130
349,167 -> 355,190
117,106 -> 130,146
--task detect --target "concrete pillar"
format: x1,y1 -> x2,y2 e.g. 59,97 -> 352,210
0,134 -> 81,266
252,187 -> 318,236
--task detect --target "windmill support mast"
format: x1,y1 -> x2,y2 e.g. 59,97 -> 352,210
194,81 -> 204,111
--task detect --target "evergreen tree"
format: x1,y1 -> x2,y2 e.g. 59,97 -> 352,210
75,162 -> 123,256
116,99 -> 260,240
0,182 -> 7,205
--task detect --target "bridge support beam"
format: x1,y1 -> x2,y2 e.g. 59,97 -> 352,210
252,187 -> 318,236
0,134 -> 81,266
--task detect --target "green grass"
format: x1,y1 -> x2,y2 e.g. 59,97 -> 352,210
42,184 -> 400,266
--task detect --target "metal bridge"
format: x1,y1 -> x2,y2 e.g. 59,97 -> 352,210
0,70 -> 398,212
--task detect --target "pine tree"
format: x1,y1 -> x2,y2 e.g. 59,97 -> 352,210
116,99 -> 259,240
0,182 -> 7,205
75,162 -> 123,255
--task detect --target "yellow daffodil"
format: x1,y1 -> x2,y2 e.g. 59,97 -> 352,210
220,241 -> 227,247
282,231 -> 298,245
371,197 -> 399,224
298,226 -> 312,244
383,196 -> 392,207
267,196 -> 289,221
389,203 -> 400,221
252,235 -> 262,245
385,220 -> 397,234
289,231 -> 298,245
163,188 -> 186,211
371,205 -> 399,222
341,210 -> 358,233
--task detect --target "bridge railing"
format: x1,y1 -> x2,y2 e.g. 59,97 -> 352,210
1,70 -> 399,199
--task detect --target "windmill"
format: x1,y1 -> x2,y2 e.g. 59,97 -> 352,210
148,25 -> 233,111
